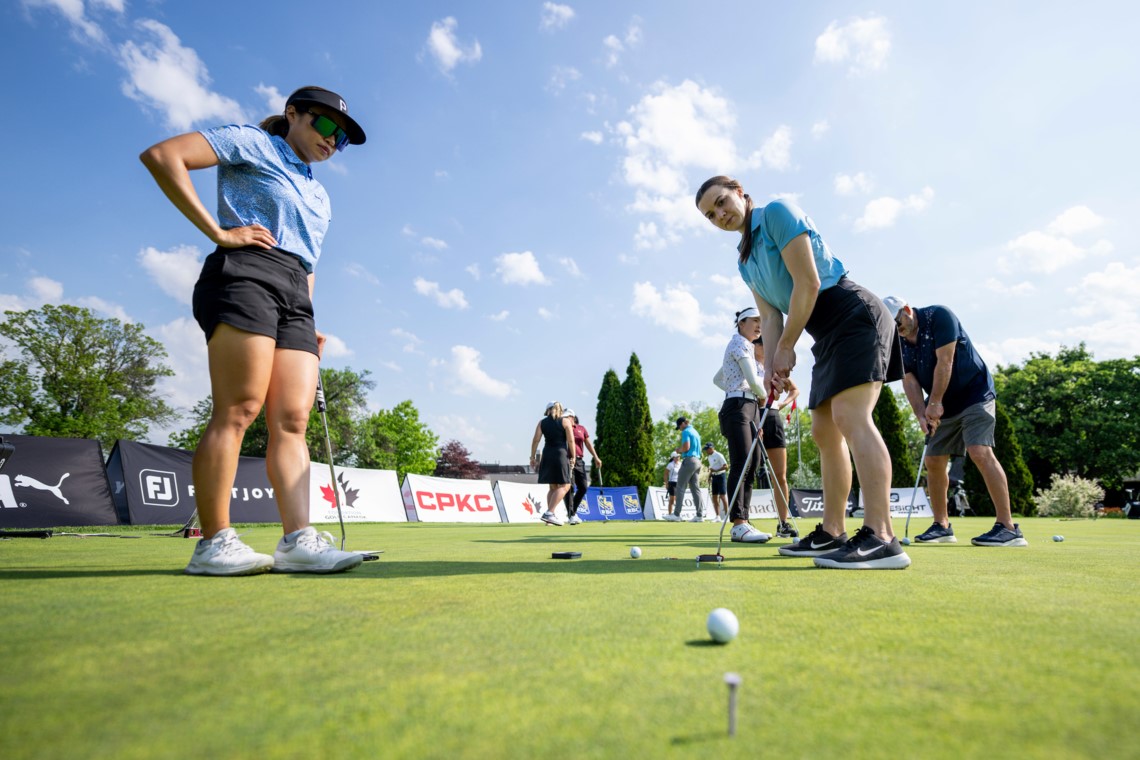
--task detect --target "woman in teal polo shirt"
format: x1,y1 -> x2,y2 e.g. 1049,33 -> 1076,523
696,175 -> 909,570
141,86 -> 368,576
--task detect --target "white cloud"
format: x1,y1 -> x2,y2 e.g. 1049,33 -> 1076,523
344,262 -> 381,286
119,20 -> 245,130
983,277 -> 1035,296
834,172 -> 873,195
488,310 -> 509,321
75,295 -> 132,323
815,16 -> 891,75
413,277 -> 469,309
424,17 -> 483,75
29,276 -> 64,303
23,0 -> 120,44
559,257 -> 582,277
770,191 -> 802,204
494,251 -> 549,285
747,125 -> 793,171
391,327 -> 422,353
1047,205 -> 1105,236
854,187 -> 934,231
811,120 -> 830,139
630,281 -> 709,339
537,307 -> 554,320
540,2 -> 575,31
152,316 -> 208,415
421,236 -> 449,250
634,220 -> 674,250
380,361 -> 403,373
254,83 -> 286,113
466,264 -> 481,280
447,345 -> 514,398
603,17 -> 642,67
138,244 -> 201,306
580,130 -> 603,144
1070,261 -> 1140,315
547,65 -> 581,93
432,413 -> 492,450
320,333 -> 351,358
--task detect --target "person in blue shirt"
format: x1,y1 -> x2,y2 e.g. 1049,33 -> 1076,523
696,175 -> 909,570
666,417 -> 705,522
885,297 -> 1027,547
141,86 -> 368,576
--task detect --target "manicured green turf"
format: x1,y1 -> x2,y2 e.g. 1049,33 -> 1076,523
2,517 -> 1138,759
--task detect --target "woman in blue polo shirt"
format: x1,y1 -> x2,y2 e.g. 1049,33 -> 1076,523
141,86 -> 367,577
696,176 -> 909,570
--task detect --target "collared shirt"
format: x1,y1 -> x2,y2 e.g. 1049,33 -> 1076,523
679,426 -> 702,458
200,125 -> 331,272
721,332 -> 758,393
738,199 -> 848,314
900,305 -> 995,418
666,459 -> 681,482
572,424 -> 589,458
707,451 -> 727,474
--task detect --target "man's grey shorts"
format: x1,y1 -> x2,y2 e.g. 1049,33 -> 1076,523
928,399 -> 997,456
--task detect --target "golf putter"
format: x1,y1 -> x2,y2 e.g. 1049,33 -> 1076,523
315,373 -> 381,561
903,435 -> 931,541
700,388 -> 777,565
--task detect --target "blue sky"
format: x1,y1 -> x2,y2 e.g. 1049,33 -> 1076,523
3,1 -> 1138,464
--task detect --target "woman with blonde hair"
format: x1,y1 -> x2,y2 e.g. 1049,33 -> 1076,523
530,401 -> 576,526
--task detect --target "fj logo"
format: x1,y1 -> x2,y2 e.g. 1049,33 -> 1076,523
140,469 -> 179,508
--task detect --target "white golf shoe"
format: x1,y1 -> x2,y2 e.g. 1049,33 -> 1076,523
184,528 -> 275,576
272,526 -> 364,574
730,522 -> 772,543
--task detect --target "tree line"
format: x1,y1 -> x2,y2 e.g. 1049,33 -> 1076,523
3,306 -> 1138,510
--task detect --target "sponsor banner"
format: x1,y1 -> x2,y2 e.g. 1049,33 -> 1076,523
859,487 -> 933,518
309,463 -> 405,523
401,473 -> 501,523
790,489 -> 857,518
105,440 -> 279,525
575,486 -> 642,521
0,435 -> 117,528
493,480 -> 548,523
644,486 -> 711,521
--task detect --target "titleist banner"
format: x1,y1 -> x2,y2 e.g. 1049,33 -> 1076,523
401,473 -> 501,523
105,440 -> 280,525
790,489 -> 856,518
0,435 -> 117,528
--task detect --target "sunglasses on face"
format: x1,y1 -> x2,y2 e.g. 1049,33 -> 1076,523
307,111 -> 350,151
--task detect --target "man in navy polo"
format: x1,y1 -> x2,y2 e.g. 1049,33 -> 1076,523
885,297 -> 1027,547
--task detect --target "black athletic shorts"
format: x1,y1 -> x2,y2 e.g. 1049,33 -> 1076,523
761,409 -> 787,449
710,473 -> 727,495
192,246 -> 318,355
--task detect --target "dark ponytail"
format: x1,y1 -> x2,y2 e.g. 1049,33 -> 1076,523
695,175 -> 755,264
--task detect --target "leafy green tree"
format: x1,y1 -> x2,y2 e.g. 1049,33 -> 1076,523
356,400 -> 438,482
876,385 -> 918,488
0,304 -> 175,445
170,367 -> 375,465
784,406 -> 821,488
996,344 -> 1140,490
593,368 -> 625,487
621,353 -> 656,501
962,398 -> 1036,516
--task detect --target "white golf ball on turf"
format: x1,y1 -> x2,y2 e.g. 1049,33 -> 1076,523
630,546 -> 642,558
901,537 -> 911,545
1053,535 -> 1064,542
707,608 -> 739,644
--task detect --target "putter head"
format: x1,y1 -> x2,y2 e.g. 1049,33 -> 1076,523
358,551 -> 382,562
696,553 -> 724,565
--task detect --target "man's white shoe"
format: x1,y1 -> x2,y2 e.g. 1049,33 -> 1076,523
567,514 -> 583,525
662,514 -> 682,522
689,515 -> 704,523
730,522 -> 772,543
184,528 -> 274,576
273,526 -> 364,574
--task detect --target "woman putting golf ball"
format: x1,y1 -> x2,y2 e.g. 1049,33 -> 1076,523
696,176 -> 909,570
141,86 -> 368,576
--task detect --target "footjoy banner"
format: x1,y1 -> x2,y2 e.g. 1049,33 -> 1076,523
0,435 -> 117,528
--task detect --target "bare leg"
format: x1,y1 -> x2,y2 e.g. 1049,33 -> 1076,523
968,445 -> 1013,529
548,484 -> 572,517
811,398 -> 851,538
830,382 -> 894,538
766,447 -> 790,522
191,325 -> 275,538
925,454 -> 951,527
264,348 -> 319,535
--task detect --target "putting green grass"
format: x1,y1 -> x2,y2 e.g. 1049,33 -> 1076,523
2,517 -> 1138,759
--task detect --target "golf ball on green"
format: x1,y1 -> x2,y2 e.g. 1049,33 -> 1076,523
707,608 -> 739,644
1053,535 -> 1064,542
901,537 -> 911,545
630,546 -> 642,558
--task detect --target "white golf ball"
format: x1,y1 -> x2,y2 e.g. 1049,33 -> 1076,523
790,536 -> 800,544
707,608 -> 739,644
901,537 -> 911,546
630,546 -> 642,559
1053,535 -> 1064,542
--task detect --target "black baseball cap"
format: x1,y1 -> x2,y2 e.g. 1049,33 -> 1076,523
675,416 -> 689,429
285,87 -> 367,145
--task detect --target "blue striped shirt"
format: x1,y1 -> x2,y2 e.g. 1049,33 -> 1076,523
199,125 -> 331,272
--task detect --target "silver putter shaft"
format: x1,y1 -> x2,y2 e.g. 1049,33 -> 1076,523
904,436 -> 931,540
716,388 -> 777,557
315,372 -> 347,551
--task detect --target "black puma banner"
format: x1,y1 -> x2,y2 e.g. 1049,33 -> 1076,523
105,440 -> 280,525
0,435 -> 118,528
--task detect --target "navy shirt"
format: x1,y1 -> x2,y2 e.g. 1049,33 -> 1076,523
900,305 -> 995,418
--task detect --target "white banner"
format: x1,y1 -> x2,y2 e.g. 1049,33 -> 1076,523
493,480 -> 550,523
644,486 -> 711,521
858,487 -> 933,518
401,473 -> 502,523
309,462 -> 405,523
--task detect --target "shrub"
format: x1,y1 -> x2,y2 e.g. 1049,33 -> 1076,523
790,463 -> 821,489
1034,474 -> 1104,518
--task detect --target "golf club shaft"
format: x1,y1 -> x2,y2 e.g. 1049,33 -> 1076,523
760,445 -> 797,533
315,372 -> 347,551
717,388 -> 777,555
904,437 -> 930,538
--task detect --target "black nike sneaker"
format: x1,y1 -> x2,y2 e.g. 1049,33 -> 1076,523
777,523 -> 846,557
813,526 -> 912,570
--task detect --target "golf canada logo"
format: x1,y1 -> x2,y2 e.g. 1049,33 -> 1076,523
140,469 -> 178,508
321,471 -> 360,510
522,493 -> 543,516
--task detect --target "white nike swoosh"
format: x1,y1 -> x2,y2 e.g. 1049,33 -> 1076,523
809,540 -> 832,549
855,545 -> 881,557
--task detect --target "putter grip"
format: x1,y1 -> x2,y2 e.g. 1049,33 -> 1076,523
315,386 -> 326,413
